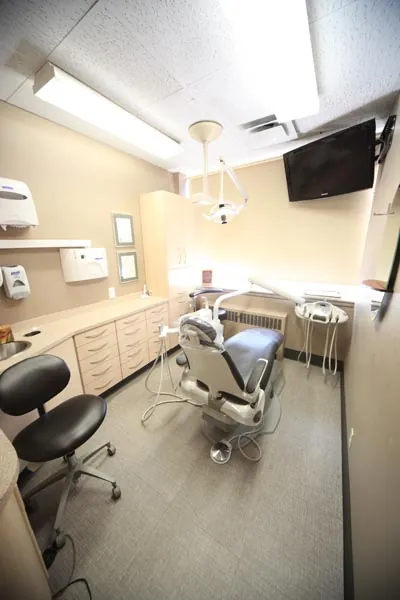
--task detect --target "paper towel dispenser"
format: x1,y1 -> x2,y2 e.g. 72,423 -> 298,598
0,178 -> 39,230
60,248 -> 108,282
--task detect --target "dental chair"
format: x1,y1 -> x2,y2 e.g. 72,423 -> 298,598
178,316 -> 283,460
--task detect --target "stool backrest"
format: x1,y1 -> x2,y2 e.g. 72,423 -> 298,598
0,355 -> 71,416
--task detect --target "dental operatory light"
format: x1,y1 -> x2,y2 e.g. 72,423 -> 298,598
188,120 -> 248,224
33,63 -> 182,160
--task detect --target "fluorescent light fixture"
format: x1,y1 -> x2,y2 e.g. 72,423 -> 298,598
33,63 -> 182,159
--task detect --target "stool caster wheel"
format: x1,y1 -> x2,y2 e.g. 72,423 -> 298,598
107,444 -> 116,456
53,532 -> 66,549
62,456 -> 68,463
112,485 -> 121,500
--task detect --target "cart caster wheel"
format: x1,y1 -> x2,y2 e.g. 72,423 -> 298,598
107,444 -> 116,456
53,532 -> 66,549
112,485 -> 121,500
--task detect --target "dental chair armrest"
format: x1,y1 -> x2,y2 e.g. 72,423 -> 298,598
189,288 -> 225,298
245,359 -> 268,394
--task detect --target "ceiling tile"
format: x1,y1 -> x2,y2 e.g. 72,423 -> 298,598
0,0 -> 95,99
187,63 -> 276,130
297,0 -> 400,133
49,3 -> 183,116
106,0 -> 236,86
306,0 -> 344,23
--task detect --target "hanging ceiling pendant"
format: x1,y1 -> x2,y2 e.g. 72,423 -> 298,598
188,120 -> 223,206
188,120 -> 249,224
189,121 -> 248,225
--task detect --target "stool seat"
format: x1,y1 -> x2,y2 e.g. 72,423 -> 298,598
13,394 -> 107,463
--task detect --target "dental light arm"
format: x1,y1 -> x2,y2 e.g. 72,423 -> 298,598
212,277 -> 305,322
248,276 -> 306,306
223,160 -> 249,208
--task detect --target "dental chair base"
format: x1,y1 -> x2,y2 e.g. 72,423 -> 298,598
179,324 -> 284,462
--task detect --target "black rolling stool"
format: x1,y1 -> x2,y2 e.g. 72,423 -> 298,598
0,354 -> 121,548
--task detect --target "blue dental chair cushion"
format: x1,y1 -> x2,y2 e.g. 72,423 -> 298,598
224,328 -> 283,390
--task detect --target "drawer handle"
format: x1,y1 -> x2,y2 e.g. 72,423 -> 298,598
126,342 -> 145,348
87,342 -> 108,353
126,348 -> 142,359
124,328 -> 141,336
128,359 -> 144,370
91,365 -> 112,378
123,316 -> 140,325
89,353 -> 111,365
94,377 -> 114,391
85,328 -> 107,339
178,299 -> 187,304
150,307 -> 165,315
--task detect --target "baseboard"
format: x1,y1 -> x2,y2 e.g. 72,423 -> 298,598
284,347 -> 344,372
340,367 -> 354,600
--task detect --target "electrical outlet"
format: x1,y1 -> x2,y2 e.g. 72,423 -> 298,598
348,428 -> 355,450
108,287 -> 116,299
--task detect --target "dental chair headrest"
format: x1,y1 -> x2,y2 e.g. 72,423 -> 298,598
180,317 -> 218,346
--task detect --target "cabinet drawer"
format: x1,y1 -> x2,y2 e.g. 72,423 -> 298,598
82,356 -> 121,387
148,336 -> 162,360
75,322 -> 116,348
76,331 -> 118,362
79,343 -> 119,374
146,304 -> 168,322
169,301 -> 191,324
116,311 -> 145,332
120,341 -> 149,366
146,320 -> 164,338
121,347 -> 149,379
117,320 -> 147,354
168,333 -> 180,351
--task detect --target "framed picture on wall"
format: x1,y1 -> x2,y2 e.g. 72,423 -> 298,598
117,251 -> 138,283
112,213 -> 135,247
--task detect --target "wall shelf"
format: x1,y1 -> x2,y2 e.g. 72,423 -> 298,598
0,239 -> 91,250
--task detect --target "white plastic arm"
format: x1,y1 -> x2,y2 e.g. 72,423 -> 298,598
249,275 -> 305,305
213,287 -> 252,321
222,160 -> 249,205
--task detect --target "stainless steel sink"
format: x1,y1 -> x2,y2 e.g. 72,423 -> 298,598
0,341 -> 32,361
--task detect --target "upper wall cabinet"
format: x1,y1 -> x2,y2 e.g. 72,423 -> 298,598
140,191 -> 197,297
165,192 -> 195,269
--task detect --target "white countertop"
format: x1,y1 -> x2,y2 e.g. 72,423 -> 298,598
201,276 -> 379,305
1,294 -> 167,373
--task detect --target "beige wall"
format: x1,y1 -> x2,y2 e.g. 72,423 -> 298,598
191,158 -> 373,284
0,102 -> 169,323
376,207 -> 400,281
345,95 -> 400,599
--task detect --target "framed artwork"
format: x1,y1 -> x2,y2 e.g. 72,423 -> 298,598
112,213 -> 135,247
117,251 -> 138,283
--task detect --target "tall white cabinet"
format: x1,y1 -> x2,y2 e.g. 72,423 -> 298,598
140,191 -> 199,346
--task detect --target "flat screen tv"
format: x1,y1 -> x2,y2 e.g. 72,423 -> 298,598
283,119 -> 376,202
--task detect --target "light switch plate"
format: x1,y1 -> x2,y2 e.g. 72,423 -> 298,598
108,287 -> 116,299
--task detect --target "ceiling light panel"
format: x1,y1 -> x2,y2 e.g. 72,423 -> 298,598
220,0 -> 319,122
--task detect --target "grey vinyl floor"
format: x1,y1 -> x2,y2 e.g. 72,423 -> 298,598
28,357 -> 343,600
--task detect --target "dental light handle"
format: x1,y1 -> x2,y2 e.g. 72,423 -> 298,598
249,276 -> 306,306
